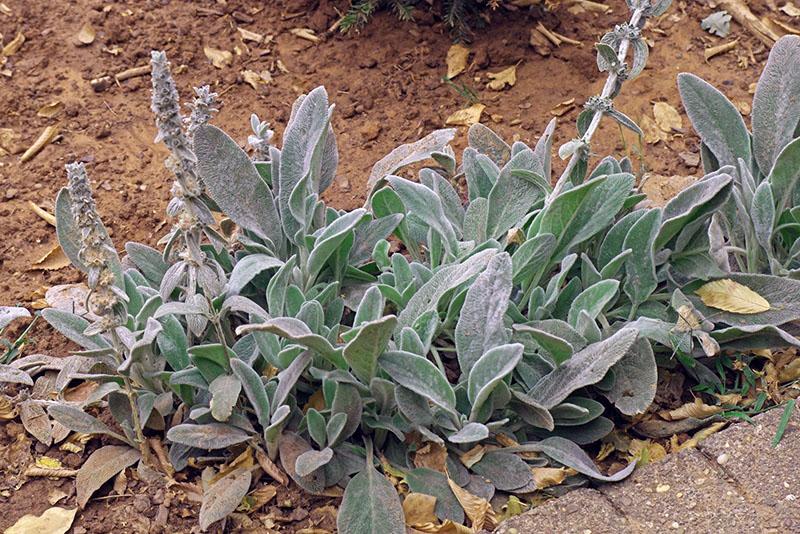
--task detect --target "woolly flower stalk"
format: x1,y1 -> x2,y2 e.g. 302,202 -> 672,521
150,50 -> 203,206
248,113 -> 275,161
66,162 -> 124,333
186,85 -> 218,142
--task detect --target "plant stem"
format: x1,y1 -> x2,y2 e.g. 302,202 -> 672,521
111,330 -> 153,465
549,7 -> 646,204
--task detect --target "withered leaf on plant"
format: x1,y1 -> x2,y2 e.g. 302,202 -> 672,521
695,279 -> 771,314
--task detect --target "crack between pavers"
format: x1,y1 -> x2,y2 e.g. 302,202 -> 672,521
594,486 -> 644,533
695,445 -> 758,504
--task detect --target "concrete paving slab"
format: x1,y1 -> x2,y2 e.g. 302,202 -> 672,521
599,448 -> 764,533
699,407 -> 800,533
493,488 -> 637,534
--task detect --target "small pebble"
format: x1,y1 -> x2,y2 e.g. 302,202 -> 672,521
716,453 -> 730,465
656,484 -> 671,493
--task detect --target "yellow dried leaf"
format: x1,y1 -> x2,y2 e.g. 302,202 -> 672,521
550,98 -> 576,117
414,442 -> 448,472
47,489 -> 69,505
673,421 -> 727,452
21,124 -> 60,163
695,279 -> 770,314
653,102 -> 682,133
59,432 -> 91,454
2,31 -> 24,56
626,439 -> 667,465
413,520 -> 474,534
446,44 -> 470,79
242,69 -> 271,90
238,27 -> 264,43
778,358 -> 800,383
0,395 -> 16,420
5,506 -> 77,534
660,398 -> 722,421
595,441 -> 615,462
204,46 -> 232,69
783,2 -> 800,16
486,65 -> 516,91
460,445 -> 486,469
497,495 -> 529,522
28,201 -> 57,225
714,393 -> 743,406
289,28 -> 320,43
211,447 -> 254,484
403,492 -> 438,526
674,304 -> 702,332
641,114 -> 667,144
531,467 -> 570,489
448,478 -> 496,530
30,244 -> 71,271
76,23 -> 95,45
239,484 -> 277,512
36,456 -> 64,470
37,101 -> 64,119
446,104 -> 485,127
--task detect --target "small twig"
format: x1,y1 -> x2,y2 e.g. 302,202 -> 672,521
115,65 -> 150,82
24,466 -> 78,478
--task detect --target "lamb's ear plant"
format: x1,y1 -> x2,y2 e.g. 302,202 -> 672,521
4,2 -> 800,532
0,306 -> 33,366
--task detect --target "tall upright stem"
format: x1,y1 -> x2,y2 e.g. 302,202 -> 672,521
548,8 -> 645,203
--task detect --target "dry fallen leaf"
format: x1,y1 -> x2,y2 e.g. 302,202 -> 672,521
2,31 -> 24,56
531,466 -> 571,489
412,520 -> 474,534
448,478 -> 495,531
239,484 -> 277,512
238,27 -> 264,43
242,69 -> 271,90
625,439 -> 667,465
0,127 -> 22,155
0,395 -> 15,420
705,39 -> 739,61
413,442 -> 448,472
47,489 -> 70,506
30,245 -> 70,271
77,445 -> 141,508
446,43 -> 470,79
550,98 -> 576,117
21,124 -> 60,163
76,22 -> 95,46
778,357 -> 800,383
403,492 -> 438,526
640,114 -> 667,144
0,2 -> 11,15
459,444 -> 486,468
660,398 -> 723,421
446,103 -> 485,126
290,28 -> 320,43
204,46 -> 232,69
486,65 -> 517,91
671,421 -> 727,451
783,2 -> 800,17
28,201 -> 57,225
37,101 -> 64,119
695,279 -> 770,314
653,102 -> 682,133
4,507 -> 78,534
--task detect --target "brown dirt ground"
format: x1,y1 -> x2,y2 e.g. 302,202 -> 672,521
0,0 -> 791,531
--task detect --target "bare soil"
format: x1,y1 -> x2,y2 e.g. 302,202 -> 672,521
0,0 -> 788,531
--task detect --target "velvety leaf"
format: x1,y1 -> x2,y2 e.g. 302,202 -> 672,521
279,432 -> 326,494
387,176 -> 458,255
471,452 -> 533,491
405,468 -> 464,523
194,124 -> 282,245
486,148 -> 546,239
467,344 -> 523,421
47,404 -> 126,442
125,242 -> 168,284
511,436 -> 636,481
230,359 -> 270,428
751,181 -> 776,252
237,318 -> 344,368
448,422 -> 489,444
512,325 -> 574,365
77,445 -> 140,508
678,73 -> 751,168
455,253 -> 513,375
468,123 -> 511,166
42,308 -> 110,351
657,172 -> 732,247
602,337 -> 656,415
343,315 -> 397,384
209,375 -> 242,422
307,209 -> 368,282
295,447 -> 334,477
623,208 -> 662,308
368,128 -> 456,188
166,423 -> 251,449
529,328 -> 639,409
752,35 -> 800,175
767,137 -> 800,213
338,455 -> 405,534
0,364 -> 33,386
397,248 -> 497,332
380,350 -> 456,413
228,254 -> 284,295
567,279 -> 619,328
0,306 -> 30,330
199,467 -> 252,530
331,383 -> 363,442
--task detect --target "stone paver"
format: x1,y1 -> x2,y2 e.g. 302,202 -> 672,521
600,448 -> 763,533
494,488 -> 635,534
492,408 -> 800,534
699,407 -> 800,533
